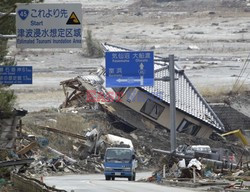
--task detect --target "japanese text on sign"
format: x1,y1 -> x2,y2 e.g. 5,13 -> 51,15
105,51 -> 154,88
17,28 -> 81,38
30,9 -> 69,18
0,66 -> 32,84
16,3 -> 82,48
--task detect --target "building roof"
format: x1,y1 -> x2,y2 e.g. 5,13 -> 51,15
102,43 -> 225,132
211,104 -> 250,133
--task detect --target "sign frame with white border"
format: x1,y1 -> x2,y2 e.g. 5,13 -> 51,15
16,3 -> 82,48
0,66 -> 32,84
105,51 -> 154,88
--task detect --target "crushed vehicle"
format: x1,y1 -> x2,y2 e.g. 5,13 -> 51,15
176,145 -> 213,159
154,144 -> 237,169
177,145 -> 237,166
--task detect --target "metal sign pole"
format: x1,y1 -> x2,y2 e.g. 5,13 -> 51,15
169,54 -> 177,153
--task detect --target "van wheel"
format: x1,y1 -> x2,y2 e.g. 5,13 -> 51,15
112,177 -> 115,180
105,176 -> 111,180
128,173 -> 135,181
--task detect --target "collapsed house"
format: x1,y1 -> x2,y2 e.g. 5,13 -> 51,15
60,43 -> 225,138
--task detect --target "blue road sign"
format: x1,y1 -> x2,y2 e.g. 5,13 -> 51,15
105,51 -> 154,87
0,66 -> 32,84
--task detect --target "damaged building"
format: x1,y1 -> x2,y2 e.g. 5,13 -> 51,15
60,43 -> 225,138
0,109 -> 27,159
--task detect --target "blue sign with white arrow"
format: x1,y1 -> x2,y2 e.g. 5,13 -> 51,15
105,51 -> 154,87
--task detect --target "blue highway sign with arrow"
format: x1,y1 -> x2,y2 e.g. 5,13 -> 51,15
105,51 -> 154,87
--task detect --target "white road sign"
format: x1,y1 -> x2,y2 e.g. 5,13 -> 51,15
16,3 -> 82,48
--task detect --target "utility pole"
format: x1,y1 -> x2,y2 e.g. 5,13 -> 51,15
154,55 -> 177,153
169,54 -> 177,153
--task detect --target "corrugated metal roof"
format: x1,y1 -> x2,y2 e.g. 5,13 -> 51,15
80,75 -> 103,85
102,43 -> 225,132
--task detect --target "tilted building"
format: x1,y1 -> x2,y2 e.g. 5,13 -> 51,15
61,43 -> 225,138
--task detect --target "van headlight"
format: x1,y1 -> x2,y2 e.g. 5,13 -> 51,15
105,167 -> 113,171
123,167 -> 131,171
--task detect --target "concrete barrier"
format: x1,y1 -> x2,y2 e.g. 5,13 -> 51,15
11,173 -> 66,192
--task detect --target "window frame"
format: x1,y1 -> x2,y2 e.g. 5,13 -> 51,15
140,99 -> 164,120
177,119 -> 201,136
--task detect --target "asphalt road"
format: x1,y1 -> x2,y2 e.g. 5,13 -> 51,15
44,173 -> 198,192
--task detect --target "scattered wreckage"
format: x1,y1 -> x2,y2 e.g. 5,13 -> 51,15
154,144 -> 238,169
1,42 -> 250,191
57,42 -> 250,189
0,118 -> 138,178
1,109 -> 248,190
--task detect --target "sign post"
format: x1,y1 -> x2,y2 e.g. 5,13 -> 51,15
154,55 -> 177,153
169,55 -> 177,153
16,3 -> 82,48
105,51 -> 154,87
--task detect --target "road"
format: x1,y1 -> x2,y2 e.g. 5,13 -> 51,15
44,173 -> 201,192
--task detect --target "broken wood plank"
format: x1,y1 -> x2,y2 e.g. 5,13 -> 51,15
34,125 -> 86,141
47,147 -> 76,163
225,176 -> 250,181
17,141 -> 37,155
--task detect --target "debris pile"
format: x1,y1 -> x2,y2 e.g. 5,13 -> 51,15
143,152 -> 250,190
25,154 -> 104,177
0,111 -> 106,179
22,108 -> 249,174
1,106 -> 249,189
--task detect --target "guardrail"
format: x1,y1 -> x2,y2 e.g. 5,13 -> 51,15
0,34 -> 16,38
0,12 -> 16,16
0,11 -> 16,39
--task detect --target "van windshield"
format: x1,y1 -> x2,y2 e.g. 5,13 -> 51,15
105,149 -> 132,161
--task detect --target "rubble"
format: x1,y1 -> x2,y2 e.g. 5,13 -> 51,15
187,158 -> 202,170
187,45 -> 200,50
1,100 -> 249,189
16,142 -> 105,177
0,109 -> 27,150
0,1 -> 249,191
15,108 -> 249,183
143,152 -> 250,189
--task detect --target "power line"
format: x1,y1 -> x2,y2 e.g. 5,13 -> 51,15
232,53 -> 250,91
236,58 -> 250,93
232,54 -> 248,89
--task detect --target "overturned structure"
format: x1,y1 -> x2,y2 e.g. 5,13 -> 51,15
60,43 -> 225,138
